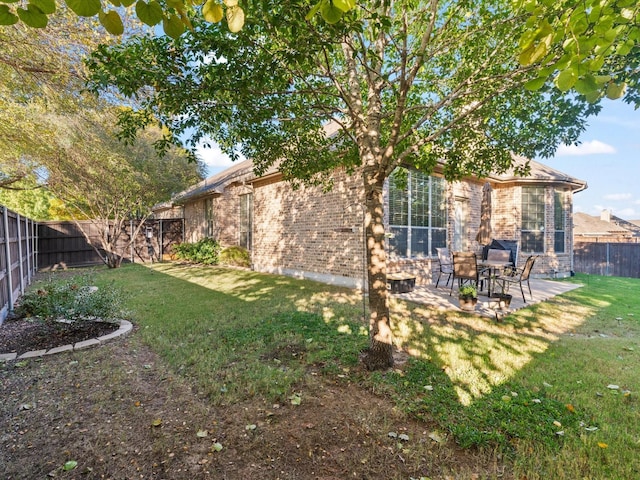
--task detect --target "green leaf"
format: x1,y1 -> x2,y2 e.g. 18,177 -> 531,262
17,4 -> 48,28
63,460 -> 78,471
320,1 -> 342,24
65,0 -> 101,17
225,4 -> 243,32
555,69 -> 577,92
99,10 -> 124,35
574,75 -> 598,95
212,442 -> 223,451
524,76 -> 547,91
333,0 -> 355,13
136,0 -> 163,26
121,0 -> 136,6
305,0 -> 322,21
606,82 -> 626,100
31,0 -> 55,14
0,5 -> 19,25
163,13 -> 185,38
202,0 -> 222,23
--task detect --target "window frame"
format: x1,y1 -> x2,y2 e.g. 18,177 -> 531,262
388,169 -> 447,258
239,193 -> 253,250
554,189 -> 566,253
520,186 -> 545,253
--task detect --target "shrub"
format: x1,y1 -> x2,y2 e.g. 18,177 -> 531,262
173,238 -> 221,265
15,273 -> 126,323
220,246 -> 251,267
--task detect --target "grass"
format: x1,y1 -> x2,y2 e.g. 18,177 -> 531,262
89,264 -> 640,479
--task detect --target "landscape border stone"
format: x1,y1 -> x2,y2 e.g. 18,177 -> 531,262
0,319 -> 133,362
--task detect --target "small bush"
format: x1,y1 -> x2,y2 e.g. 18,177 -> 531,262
15,274 -> 126,323
220,246 -> 251,267
174,238 -> 221,265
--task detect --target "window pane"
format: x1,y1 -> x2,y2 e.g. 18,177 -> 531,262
431,228 -> 447,255
555,231 -> 565,253
389,173 -> 408,227
411,228 -> 429,257
389,227 -> 407,257
522,231 -> 544,252
431,177 -> 447,228
554,191 -> 564,230
411,172 -> 429,227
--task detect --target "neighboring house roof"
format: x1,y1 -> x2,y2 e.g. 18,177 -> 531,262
610,215 -> 640,237
573,212 -> 633,237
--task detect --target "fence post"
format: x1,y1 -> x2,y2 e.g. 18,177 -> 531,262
2,207 -> 14,314
16,212 -> 25,295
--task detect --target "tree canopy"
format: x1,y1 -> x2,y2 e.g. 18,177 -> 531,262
87,0 -> 606,368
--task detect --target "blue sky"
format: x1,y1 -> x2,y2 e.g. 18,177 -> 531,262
197,99 -> 639,220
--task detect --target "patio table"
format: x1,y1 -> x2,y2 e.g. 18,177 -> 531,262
478,260 -> 512,297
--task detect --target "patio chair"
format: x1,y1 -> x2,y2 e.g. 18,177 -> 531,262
495,255 -> 538,303
435,247 -> 453,288
450,252 -> 480,296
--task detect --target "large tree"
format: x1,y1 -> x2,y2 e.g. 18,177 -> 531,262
89,0 -> 599,368
0,11 -> 204,265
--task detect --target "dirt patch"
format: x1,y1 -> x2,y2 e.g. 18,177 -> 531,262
0,317 -> 119,355
0,332 -> 508,479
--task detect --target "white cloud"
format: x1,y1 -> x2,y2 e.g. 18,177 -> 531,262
556,140 -> 616,156
614,207 -> 637,218
195,142 -> 235,169
603,193 -> 633,201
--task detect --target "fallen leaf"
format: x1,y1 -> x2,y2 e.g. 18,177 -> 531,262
555,430 -> 565,436
289,393 -> 302,406
553,420 -> 562,428
245,424 -> 257,431
607,384 -> 620,390
151,419 -> 162,427
19,403 -> 33,411
510,391 -> 518,397
134,401 -> 141,407
212,442 -> 223,452
501,395 -> 511,403
584,426 -> 598,432
388,431 -> 398,438
424,385 -> 434,391
597,442 -> 608,449
532,398 -> 542,404
63,460 -> 78,471
143,364 -> 152,369
428,432 -> 444,443
399,433 -> 410,441
196,429 -> 208,438
543,382 -> 553,388
566,404 -> 575,413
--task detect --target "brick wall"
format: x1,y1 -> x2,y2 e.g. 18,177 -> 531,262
181,170 -> 578,288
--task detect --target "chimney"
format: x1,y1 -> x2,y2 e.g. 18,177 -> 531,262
600,209 -> 611,223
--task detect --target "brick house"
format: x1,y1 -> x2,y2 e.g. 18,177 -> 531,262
573,210 -> 640,243
159,156 -> 586,288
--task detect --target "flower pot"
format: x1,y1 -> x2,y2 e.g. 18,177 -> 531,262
459,297 -> 477,311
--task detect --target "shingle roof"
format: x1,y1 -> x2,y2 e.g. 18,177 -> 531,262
573,212 -> 632,237
489,155 -> 587,191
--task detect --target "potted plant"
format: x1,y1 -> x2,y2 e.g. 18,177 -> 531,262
458,284 -> 478,311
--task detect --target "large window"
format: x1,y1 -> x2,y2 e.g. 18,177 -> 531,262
554,189 -> 565,253
239,193 -> 253,250
389,169 -> 446,257
204,197 -> 215,238
521,186 -> 545,252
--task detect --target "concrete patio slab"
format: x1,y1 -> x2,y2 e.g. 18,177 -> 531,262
392,278 -> 583,318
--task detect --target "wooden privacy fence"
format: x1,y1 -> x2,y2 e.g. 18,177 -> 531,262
38,218 -> 184,270
574,242 -> 640,278
1,206 -> 37,323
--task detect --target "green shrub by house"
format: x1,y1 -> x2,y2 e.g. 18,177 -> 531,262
173,238 -> 221,265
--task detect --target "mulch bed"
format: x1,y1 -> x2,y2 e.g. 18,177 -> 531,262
0,317 -> 119,355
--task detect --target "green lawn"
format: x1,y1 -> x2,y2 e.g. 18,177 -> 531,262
91,264 -> 640,479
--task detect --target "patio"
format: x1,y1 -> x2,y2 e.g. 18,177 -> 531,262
392,278 -> 583,319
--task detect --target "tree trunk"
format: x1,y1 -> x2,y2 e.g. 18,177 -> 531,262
359,169 -> 394,371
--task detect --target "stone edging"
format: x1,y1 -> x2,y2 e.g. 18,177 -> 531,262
0,320 -> 133,362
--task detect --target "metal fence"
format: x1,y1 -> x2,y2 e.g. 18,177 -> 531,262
574,242 -> 640,278
1,206 -> 37,323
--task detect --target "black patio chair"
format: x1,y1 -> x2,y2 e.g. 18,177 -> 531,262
495,255 -> 538,303
435,247 -> 453,288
